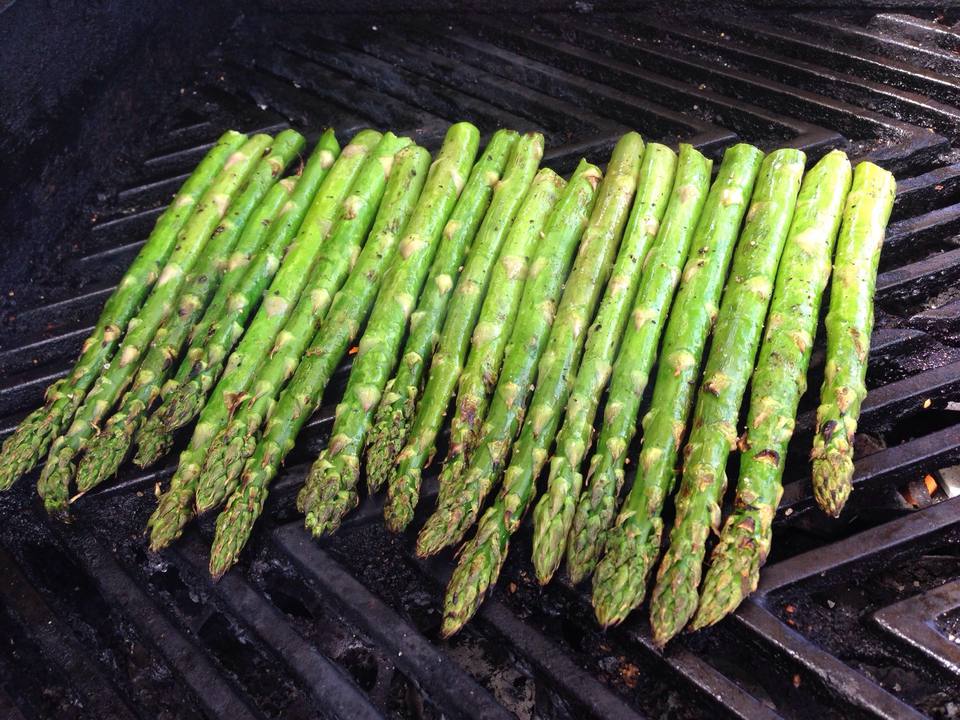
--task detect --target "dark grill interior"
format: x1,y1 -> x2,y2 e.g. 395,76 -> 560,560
2,4 -> 960,719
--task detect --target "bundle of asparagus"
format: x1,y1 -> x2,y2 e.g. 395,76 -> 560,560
1,119 -> 898,642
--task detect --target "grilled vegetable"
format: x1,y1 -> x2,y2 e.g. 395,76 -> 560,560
133,130 -> 341,467
0,130 -> 248,492
298,122 -> 481,538
810,162 -> 896,517
692,150 -> 852,631
385,139 -> 550,532
415,159 -> 603,558
37,133 -> 275,513
531,143 -> 677,584
648,149 -> 806,646
440,132 -> 643,636
565,145 -> 712,584
591,143 -> 764,628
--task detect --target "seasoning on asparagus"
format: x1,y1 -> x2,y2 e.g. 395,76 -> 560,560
416,159 -> 603,558
810,162 -> 896,517
37,133 -> 275,513
298,122 -> 482,538
146,129 -> 382,549
692,150 -> 852,631
75,132 -> 306,492
0,130 -> 248,492
366,129 -> 523,495
133,129 -> 342,467
194,133 -> 411,514
591,143 -> 764,628
441,132 -> 643,636
531,143 -> 677,585
386,145 -> 553,533
205,145 -> 430,575
564,145 -> 712,584
648,149 -> 806,646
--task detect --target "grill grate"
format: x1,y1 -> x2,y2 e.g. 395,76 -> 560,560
2,6 -> 960,719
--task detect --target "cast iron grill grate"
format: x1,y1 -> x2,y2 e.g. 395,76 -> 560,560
1,6 -> 959,719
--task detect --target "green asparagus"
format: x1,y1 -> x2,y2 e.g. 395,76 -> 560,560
531,143 -> 677,584
206,145 -> 431,574
591,143 -> 764,628
298,122 -> 481,537
692,151 -> 852,631
416,159 -> 603,558
810,162 -> 896,517
441,132 -> 643,636
648,149 -> 806,645
0,130 -> 248,491
565,145 -> 712,584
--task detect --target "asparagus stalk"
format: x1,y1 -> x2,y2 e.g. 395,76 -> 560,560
416,159 -> 603,558
133,129 -> 343,466
298,122 -> 482,537
810,162 -> 896,517
384,135 -> 549,532
75,131 -> 306,491
531,143 -> 677,584
365,129 -> 521,493
441,133 -> 643,636
37,133 -> 275,513
565,145 -> 712,584
648,149 -> 806,645
591,143 -> 764,628
691,151 -> 853,631
194,133 -> 411,513
205,145 -> 431,574
0,130 -> 248,492
144,129 -> 383,547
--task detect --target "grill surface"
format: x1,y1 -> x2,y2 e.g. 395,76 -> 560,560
2,5 -> 960,720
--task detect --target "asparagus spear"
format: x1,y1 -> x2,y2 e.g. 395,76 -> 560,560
194,132 -> 411,513
591,143 -> 764,628
531,143 -> 677,584
416,159 -> 603,558
565,145 -> 712,584
648,149 -> 806,645
75,132 -> 306,491
365,129 -> 521,493
384,137 -> 549,532
692,151 -> 852,631
810,162 -> 896,517
37,133 -> 275,513
298,122 -> 481,537
144,129 -> 383,547
441,133 -> 643,636
205,145 -> 430,574
0,130 -> 248,492
133,129 -> 343,466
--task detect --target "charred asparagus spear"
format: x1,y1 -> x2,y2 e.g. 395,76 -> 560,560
38,133 -> 275,513
194,133 -> 411,513
692,151 -> 852,631
565,145 -> 712,584
298,122 -> 482,537
75,131 -> 306,491
366,129 -> 523,494
203,145 -> 429,575
416,159 -> 603,558
0,130 -> 248,491
591,143 -> 764,628
440,132 -> 643,636
384,137 -> 549,532
133,129 -> 343,466
531,143 -> 677,584
648,149 -> 806,646
810,162 -> 896,517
